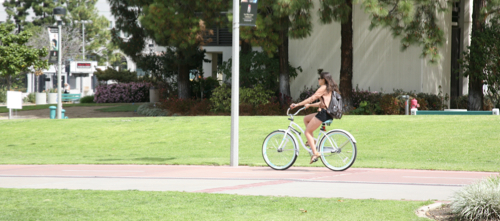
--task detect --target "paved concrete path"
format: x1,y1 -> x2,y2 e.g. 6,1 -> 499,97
0,165 -> 497,201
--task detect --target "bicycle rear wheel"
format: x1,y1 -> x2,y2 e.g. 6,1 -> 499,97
318,130 -> 357,171
262,130 -> 298,170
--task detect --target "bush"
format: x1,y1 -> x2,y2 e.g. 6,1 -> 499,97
350,101 -> 381,115
379,94 -> 400,115
209,84 -> 274,113
23,93 -> 36,103
451,176 -> 500,221
137,103 -> 169,116
190,76 -> 220,99
0,89 -> 6,103
210,84 -> 231,113
80,95 -> 95,103
94,82 -> 151,103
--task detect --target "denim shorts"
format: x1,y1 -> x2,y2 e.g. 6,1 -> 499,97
315,109 -> 333,122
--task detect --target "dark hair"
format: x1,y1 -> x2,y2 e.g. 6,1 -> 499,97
319,72 -> 340,94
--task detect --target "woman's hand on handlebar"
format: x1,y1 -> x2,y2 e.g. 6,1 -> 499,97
290,103 -> 298,109
304,104 -> 310,109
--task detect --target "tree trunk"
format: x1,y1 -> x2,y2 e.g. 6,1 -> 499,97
241,39 -> 252,56
177,53 -> 190,99
7,75 -> 12,91
278,16 -> 291,101
339,0 -> 353,111
468,0 -> 486,110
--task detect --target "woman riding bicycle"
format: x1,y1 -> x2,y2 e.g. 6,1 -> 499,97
290,72 -> 340,164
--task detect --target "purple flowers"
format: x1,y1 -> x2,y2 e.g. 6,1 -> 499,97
94,82 -> 152,103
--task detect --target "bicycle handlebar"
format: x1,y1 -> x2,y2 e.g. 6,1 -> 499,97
287,107 -> 306,117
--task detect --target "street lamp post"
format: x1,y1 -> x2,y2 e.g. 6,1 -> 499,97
75,20 -> 91,60
53,6 -> 66,119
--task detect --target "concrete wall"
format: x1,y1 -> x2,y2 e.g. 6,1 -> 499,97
289,1 -> 453,100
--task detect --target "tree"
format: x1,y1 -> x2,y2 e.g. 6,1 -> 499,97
3,0 -> 119,66
460,19 -> 500,109
319,0 -> 355,110
460,0 -> 500,110
0,23 -> 48,90
109,0 -> 229,99
235,0 -> 313,99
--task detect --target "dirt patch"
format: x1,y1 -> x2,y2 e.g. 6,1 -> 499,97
426,204 -> 457,221
0,106 -> 142,120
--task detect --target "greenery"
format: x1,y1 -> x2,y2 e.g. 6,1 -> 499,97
94,67 -> 138,83
0,103 -> 119,113
0,188 -> 431,221
137,103 -> 169,116
0,89 -> 6,103
451,176 -> 500,221
79,95 -> 95,103
218,48 -> 302,93
23,93 -> 36,104
0,23 -> 48,91
209,84 -> 274,113
460,19 -> 500,111
0,116 -> 499,172
109,0 -> 227,99
190,76 -> 220,100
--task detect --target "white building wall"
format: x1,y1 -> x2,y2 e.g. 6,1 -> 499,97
289,2 -> 453,100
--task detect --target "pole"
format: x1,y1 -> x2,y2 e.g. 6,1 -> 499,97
230,0 -> 240,167
82,22 -> 85,60
57,20 -> 62,119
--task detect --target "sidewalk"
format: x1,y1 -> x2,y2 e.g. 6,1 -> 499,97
0,165 -> 497,201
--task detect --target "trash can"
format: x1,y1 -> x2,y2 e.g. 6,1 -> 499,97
49,106 -> 56,119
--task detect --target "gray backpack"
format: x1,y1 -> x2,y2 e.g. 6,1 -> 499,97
324,91 -> 343,119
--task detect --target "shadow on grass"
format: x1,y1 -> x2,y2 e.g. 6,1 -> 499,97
95,157 -> 175,162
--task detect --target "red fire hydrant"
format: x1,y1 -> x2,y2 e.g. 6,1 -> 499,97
411,98 -> 420,109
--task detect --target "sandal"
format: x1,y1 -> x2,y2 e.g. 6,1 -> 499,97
305,140 -> 316,147
310,153 -> 321,164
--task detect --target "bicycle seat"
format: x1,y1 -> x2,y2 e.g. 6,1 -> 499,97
323,119 -> 332,126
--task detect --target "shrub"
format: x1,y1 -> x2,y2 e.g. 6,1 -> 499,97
80,95 -> 95,103
210,84 -> 274,113
190,76 -> 220,99
255,102 -> 282,115
352,86 -> 382,108
189,99 -> 211,115
94,82 -> 151,103
0,89 -> 6,103
451,176 -> 500,221
137,103 -> 169,116
350,101 -> 381,115
23,93 -> 36,103
379,94 -> 400,115
210,84 -> 231,113
160,97 -> 197,115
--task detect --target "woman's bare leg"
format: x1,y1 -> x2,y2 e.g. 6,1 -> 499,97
303,113 -> 316,129
305,116 -> 323,156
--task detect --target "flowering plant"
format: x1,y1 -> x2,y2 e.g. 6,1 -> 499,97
94,82 -> 151,103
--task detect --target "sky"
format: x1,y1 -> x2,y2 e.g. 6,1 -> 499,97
0,0 -> 114,23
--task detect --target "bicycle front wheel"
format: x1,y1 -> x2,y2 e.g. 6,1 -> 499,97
262,130 -> 298,170
318,130 -> 357,171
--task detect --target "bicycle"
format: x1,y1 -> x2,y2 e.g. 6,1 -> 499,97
262,107 -> 357,171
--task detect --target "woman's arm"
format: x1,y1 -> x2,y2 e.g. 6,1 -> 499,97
306,102 -> 321,108
296,86 -> 326,106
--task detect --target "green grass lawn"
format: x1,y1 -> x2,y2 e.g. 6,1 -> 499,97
0,115 -> 499,171
0,188 -> 430,221
0,103 -> 122,113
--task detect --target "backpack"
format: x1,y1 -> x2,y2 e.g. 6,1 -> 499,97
324,91 -> 343,119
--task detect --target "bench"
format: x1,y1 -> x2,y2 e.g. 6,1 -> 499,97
62,94 -> 81,103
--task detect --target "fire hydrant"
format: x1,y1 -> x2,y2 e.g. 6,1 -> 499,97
411,98 -> 420,109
